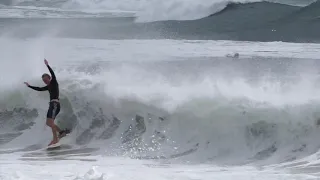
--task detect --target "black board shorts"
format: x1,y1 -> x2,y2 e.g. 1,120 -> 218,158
47,101 -> 60,119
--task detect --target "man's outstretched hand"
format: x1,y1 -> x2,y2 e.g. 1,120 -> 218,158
24,82 -> 30,86
44,59 -> 48,66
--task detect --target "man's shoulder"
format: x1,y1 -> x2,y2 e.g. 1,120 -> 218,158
50,79 -> 58,84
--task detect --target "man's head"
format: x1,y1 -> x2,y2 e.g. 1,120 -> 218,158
42,73 -> 51,85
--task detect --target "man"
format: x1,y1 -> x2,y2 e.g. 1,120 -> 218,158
24,59 -> 69,146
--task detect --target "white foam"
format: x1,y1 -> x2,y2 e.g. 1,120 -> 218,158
43,38 -> 320,107
2,37 -> 320,109
0,155 -> 317,180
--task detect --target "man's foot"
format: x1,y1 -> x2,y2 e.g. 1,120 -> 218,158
48,139 -> 59,146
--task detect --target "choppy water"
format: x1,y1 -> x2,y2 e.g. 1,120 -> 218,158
1,0 -> 320,180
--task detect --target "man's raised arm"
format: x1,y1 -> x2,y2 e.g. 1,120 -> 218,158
44,59 -> 56,80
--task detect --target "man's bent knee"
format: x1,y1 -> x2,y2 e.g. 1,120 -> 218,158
46,118 -> 55,127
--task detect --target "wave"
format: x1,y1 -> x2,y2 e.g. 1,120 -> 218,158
1,0 -> 316,20
2,51 -> 320,165
2,83 -> 320,165
138,1 -> 320,41
0,1 -> 319,42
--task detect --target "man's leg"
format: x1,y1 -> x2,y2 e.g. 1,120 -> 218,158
46,118 -> 60,145
46,102 -> 61,146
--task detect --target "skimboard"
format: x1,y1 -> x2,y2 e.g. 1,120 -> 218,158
47,142 -> 61,150
46,129 -> 72,150
46,135 -> 72,150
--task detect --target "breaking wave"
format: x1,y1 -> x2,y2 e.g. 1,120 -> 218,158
2,56 -> 320,166
0,1 -> 319,42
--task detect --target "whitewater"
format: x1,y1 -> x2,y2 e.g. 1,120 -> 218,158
1,0 -> 320,180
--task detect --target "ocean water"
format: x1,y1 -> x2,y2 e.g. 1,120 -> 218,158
1,0 -> 320,180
